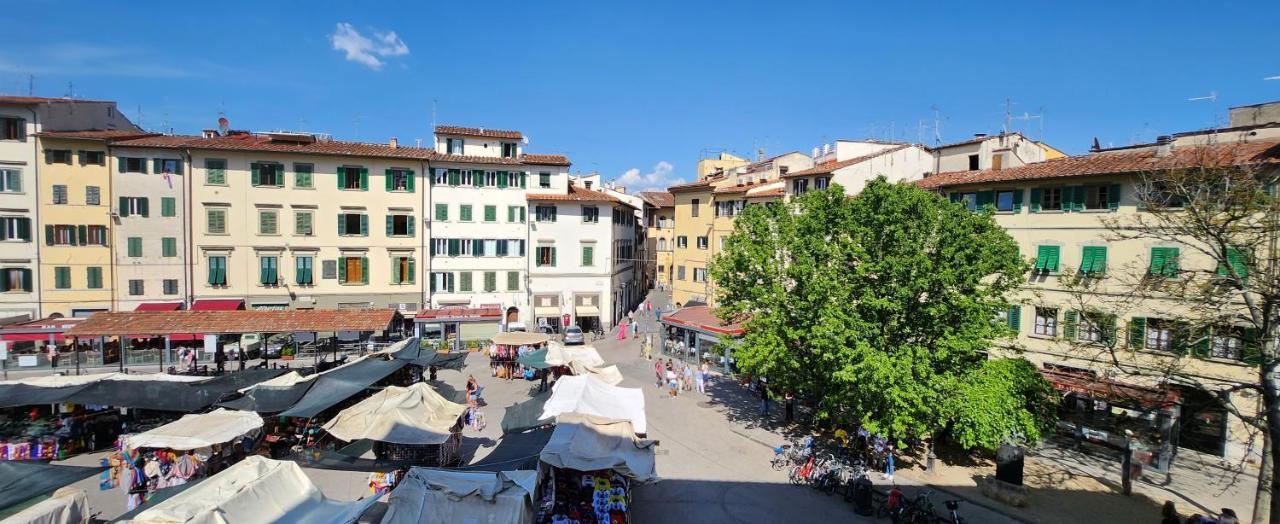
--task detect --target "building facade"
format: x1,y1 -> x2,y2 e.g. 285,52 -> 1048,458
107,141 -> 189,311
783,142 -> 933,198
639,191 -> 674,292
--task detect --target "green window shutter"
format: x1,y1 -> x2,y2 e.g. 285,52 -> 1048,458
274,164 -> 284,187
520,172 -> 527,188
117,157 -> 126,173
17,218 -> 29,241
582,246 -> 593,266
484,205 -> 496,222
339,258 -> 348,283
360,256 -> 369,284
152,158 -> 161,173
1029,188 -> 1042,212
250,163 -> 261,186
1149,248 -> 1165,276
519,207 -> 526,222
118,197 -> 129,218
407,216 -> 415,237
460,205 -> 472,222
484,272 -> 496,292
162,197 -> 175,217
138,198 -> 149,217
360,168 -> 369,190
448,169 -> 460,186
497,171 -> 508,188
1219,248 -> 1248,278
1163,247 -> 1180,277
406,170 -> 415,193
448,239 -> 460,256
436,204 -> 448,221
551,247 -> 557,267
507,206 -> 515,223
1128,317 -> 1146,349
460,272 -> 472,292
1101,315 -> 1117,345
1011,189 -> 1024,212
976,190 -> 994,209
385,169 -> 394,191
1107,184 -> 1121,211
1191,327 -> 1211,358
446,272 -> 455,293
128,237 -> 141,257
76,225 -> 87,245
472,239 -> 483,257
1007,305 -> 1021,332
337,168 -> 346,189
260,257 -> 270,285
359,214 -> 368,236
1079,247 -> 1095,273
1034,245 -> 1051,272
208,259 -> 218,285
162,237 -> 176,257
407,258 -> 416,284
508,271 -> 518,291
1063,310 -> 1078,340
391,258 -> 401,284
386,214 -> 394,236
473,170 -> 484,187
1092,247 -> 1107,274
337,214 -> 346,235
948,192 -> 961,203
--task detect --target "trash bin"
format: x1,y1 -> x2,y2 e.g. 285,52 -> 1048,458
852,477 -> 874,516
996,443 -> 1025,486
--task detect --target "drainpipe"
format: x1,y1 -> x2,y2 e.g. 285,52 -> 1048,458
107,141 -> 117,313
182,149 -> 193,309
27,107 -> 41,319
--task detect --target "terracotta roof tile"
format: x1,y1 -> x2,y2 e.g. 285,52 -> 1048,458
667,177 -> 718,193
784,145 -> 909,178
0,96 -> 113,105
521,153 -> 571,166
748,187 -> 785,198
37,130 -> 154,140
915,140 -> 1280,190
65,309 -> 399,337
434,125 -> 523,140
431,153 -> 523,165
526,185 -> 622,204
713,179 -> 776,194
660,306 -> 744,336
639,191 -> 675,207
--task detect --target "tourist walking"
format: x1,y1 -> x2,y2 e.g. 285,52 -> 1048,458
655,360 -> 665,387
758,377 -> 770,416
616,320 -> 627,341
883,444 -> 895,481
682,362 -> 694,391
695,360 -> 707,394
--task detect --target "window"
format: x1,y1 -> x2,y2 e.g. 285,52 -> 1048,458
119,197 -> 148,217
447,138 -> 464,155
657,238 -> 667,251
252,162 -> 283,187
0,117 -> 26,140
814,177 -> 830,190
339,213 -> 367,236
0,217 -> 30,241
495,239 -> 509,257
992,154 -> 1004,170
259,210 -> 279,235
0,169 -> 20,193
322,260 -> 338,280
1218,248 -> 1248,279
536,246 -> 556,267
1,268 -> 31,292
719,237 -> 726,250
46,149 -> 72,164
86,225 -> 106,245
1082,185 -> 1116,210
507,271 -> 520,291
535,205 -> 557,222
581,245 -> 594,267
295,256 -> 314,285
154,158 -> 180,174
459,272 -> 473,292
460,170 -> 474,186
86,267 -> 103,289
295,211 -> 313,236
482,239 -> 498,257
206,208 -> 227,234
430,272 -> 454,293
1149,247 -> 1179,277
658,265 -> 665,274
968,154 -> 980,170
696,236 -> 708,250
259,256 -> 279,286
693,268 -> 707,282
1077,312 -> 1105,343
157,197 -> 175,217
483,271 -> 497,292
502,142 -> 517,158
995,190 -> 1018,212
434,169 -> 448,185
85,186 -> 100,205
484,171 -> 497,187
435,203 -> 449,222
676,236 -> 688,249
120,157 -> 147,174
1032,187 -> 1062,212
391,256 -> 415,284
339,256 -> 368,284
54,267 -> 70,289
1144,318 -> 1175,352
126,236 -> 142,257
677,266 -> 686,280
582,206 -> 599,223
460,205 -> 473,222
1034,307 -> 1057,336
128,280 -> 144,296
431,238 -> 448,257
1079,246 -> 1107,275
691,199 -> 700,217
47,225 -> 71,245
294,163 -> 313,188
387,214 -> 413,236
539,172 -> 551,188
338,166 -> 367,190
484,205 -> 497,223
387,168 -> 412,192
507,205 -> 526,223
1211,326 -> 1244,360
162,237 -> 177,258
51,185 -> 67,204
163,279 -> 178,295
207,256 -> 228,286
791,179 -> 808,195
1033,245 -> 1060,273
205,159 -> 227,185
584,181 -> 593,189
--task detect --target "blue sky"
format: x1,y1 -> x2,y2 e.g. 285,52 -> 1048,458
2,1 -> 1278,191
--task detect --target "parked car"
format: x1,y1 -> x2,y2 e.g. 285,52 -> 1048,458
563,325 -> 585,345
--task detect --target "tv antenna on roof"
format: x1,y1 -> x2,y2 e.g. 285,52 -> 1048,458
1010,107 -> 1045,141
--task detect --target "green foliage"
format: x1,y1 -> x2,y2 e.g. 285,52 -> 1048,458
945,358 -> 1059,450
710,178 -> 1043,446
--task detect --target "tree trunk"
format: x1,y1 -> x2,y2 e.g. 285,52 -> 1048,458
1265,361 -> 1280,524
1254,431 -> 1272,524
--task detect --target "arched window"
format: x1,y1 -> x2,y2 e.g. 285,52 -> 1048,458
657,238 -> 667,251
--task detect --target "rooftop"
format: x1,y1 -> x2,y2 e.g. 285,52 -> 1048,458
37,130 -> 156,141
668,177 -> 719,193
784,145 -> 910,178
639,191 -> 675,207
434,125 -> 523,140
64,309 -> 400,337
526,185 -> 624,204
0,95 -> 113,105
660,305 -> 744,336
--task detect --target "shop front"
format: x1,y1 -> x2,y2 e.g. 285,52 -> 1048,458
659,305 -> 743,375
533,295 -> 562,333
415,307 -> 503,351
573,293 -> 603,333
1042,366 -> 1181,473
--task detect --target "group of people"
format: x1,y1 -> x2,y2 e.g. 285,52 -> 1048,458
487,342 -> 539,381
654,358 -> 709,397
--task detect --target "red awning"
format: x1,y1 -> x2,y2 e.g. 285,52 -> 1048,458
416,307 -> 502,320
0,332 -> 64,342
135,302 -> 184,312
190,299 -> 245,311
170,334 -> 202,341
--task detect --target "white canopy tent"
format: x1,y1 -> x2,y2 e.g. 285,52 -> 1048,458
322,382 -> 466,444
380,468 -> 537,524
539,413 -> 658,483
123,409 -> 263,451
544,343 -> 604,368
122,456 -> 378,524
567,361 -> 624,386
540,375 -> 647,434
2,487 -> 88,524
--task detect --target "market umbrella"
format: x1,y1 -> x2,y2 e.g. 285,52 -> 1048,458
515,348 -> 551,370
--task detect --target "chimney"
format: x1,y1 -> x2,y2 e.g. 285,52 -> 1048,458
812,146 -> 821,158
388,137 -> 398,149
1090,137 -> 1101,153
1155,135 -> 1172,158
201,129 -> 218,139
973,133 -> 987,139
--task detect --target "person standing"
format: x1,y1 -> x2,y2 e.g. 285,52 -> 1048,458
883,444 -> 895,481
695,360 -> 707,394
758,377 -> 770,416
655,360 -> 665,387
237,346 -> 246,371
616,320 -> 627,341
784,391 -> 795,423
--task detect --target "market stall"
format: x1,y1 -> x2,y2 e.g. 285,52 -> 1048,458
0,461 -> 103,518
122,409 -> 263,452
540,375 -> 648,435
493,334 -> 550,380
321,382 -> 466,467
1,486 -> 88,524
120,455 -> 379,524
381,468 -> 538,524
537,414 -> 659,524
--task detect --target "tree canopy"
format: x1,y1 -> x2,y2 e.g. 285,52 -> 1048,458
709,178 -> 1054,449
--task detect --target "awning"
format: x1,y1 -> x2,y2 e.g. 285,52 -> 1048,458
502,390 -> 553,435
2,486 -> 87,524
381,468 -> 537,524
277,339 -> 414,418
124,409 -> 264,451
0,368 -> 286,411
134,302 -> 183,312
0,461 -> 104,513
574,305 -> 600,317
0,332 -> 63,343
322,382 -> 466,445
65,309 -> 398,337
541,375 -> 647,434
491,332 -> 550,346
533,307 -> 559,317
539,413 -> 658,483
189,298 -> 245,311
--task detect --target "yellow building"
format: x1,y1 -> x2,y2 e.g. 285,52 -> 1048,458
918,137 -> 1280,466
35,131 -> 143,316
695,151 -> 748,180
639,191 -> 675,291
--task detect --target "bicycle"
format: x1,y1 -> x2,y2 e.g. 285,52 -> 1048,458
899,489 -> 939,524
789,455 -> 816,486
942,499 -> 964,524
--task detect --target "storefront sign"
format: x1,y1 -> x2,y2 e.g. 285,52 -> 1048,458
17,355 -> 37,367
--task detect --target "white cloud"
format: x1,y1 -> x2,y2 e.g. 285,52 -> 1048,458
330,23 -> 409,70
616,161 -> 685,192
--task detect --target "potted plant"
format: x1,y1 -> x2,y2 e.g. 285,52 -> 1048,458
281,346 -> 296,361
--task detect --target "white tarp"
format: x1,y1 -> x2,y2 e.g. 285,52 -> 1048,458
380,468 -> 536,524
567,362 -> 624,386
236,370 -> 312,392
123,456 -> 377,524
490,332 -> 550,346
544,343 -> 604,368
3,487 -> 88,524
123,409 -> 263,451
540,375 -> 646,434
323,383 -> 465,445
539,413 -> 658,483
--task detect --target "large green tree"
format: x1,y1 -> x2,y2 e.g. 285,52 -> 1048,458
710,178 -> 1055,449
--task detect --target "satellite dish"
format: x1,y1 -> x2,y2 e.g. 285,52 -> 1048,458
217,117 -> 229,134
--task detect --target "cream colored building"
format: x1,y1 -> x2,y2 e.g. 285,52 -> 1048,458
107,140 -> 189,311
931,132 -> 1054,173
783,142 -> 932,198
918,134 -> 1280,466
640,192 -> 674,291
695,151 -> 748,180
